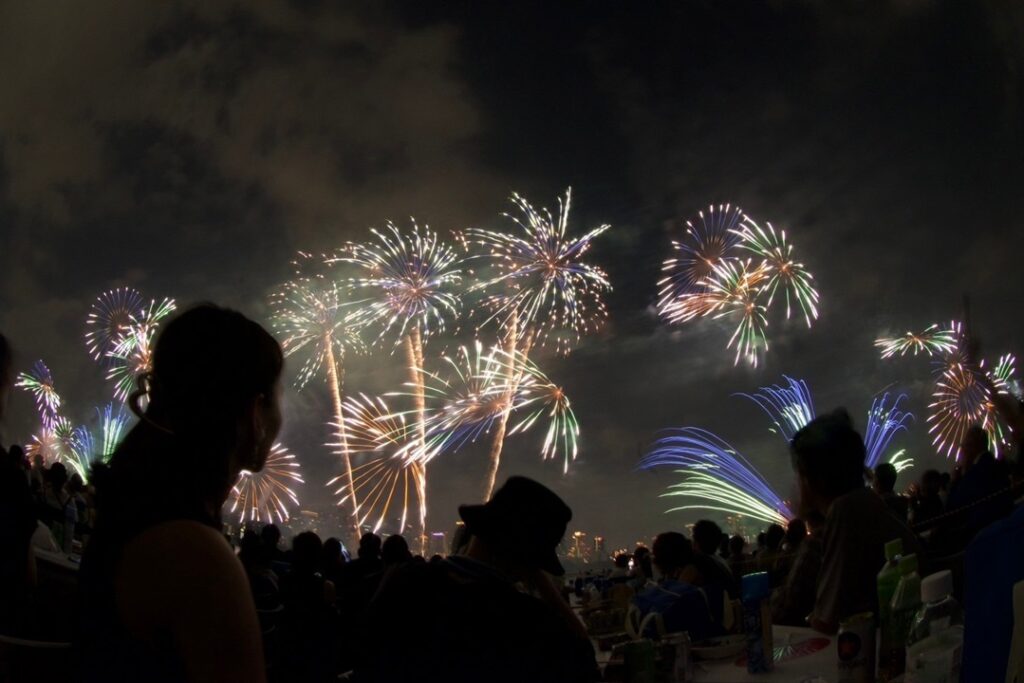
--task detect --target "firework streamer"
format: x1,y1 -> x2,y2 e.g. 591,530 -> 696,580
269,263 -> 363,541
464,188 -> 610,497
335,220 -> 463,551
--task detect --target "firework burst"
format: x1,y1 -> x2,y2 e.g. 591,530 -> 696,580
657,203 -> 744,324
270,271 -> 364,390
230,443 -> 304,524
338,221 -> 463,346
737,375 -> 815,443
874,324 -> 959,359
85,288 -> 145,363
732,216 -> 819,327
328,394 -> 422,535
15,360 -> 62,427
465,188 -> 611,354
639,427 -> 792,526
103,297 -> 176,403
928,362 -> 1005,460
703,258 -> 770,367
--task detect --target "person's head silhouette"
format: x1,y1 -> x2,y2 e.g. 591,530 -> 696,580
791,408 -> 866,515
381,535 -> 412,565
99,304 -> 283,530
873,462 -> 898,494
358,532 -> 382,561
458,476 -> 572,578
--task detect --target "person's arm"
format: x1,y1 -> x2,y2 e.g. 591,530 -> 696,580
117,520 -> 266,683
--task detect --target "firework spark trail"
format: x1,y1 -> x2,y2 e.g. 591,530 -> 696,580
327,394 -> 421,535
731,215 -> 820,327
736,375 -> 816,443
15,360 -> 62,428
230,443 -> 304,524
657,203 -> 744,324
864,393 -> 914,469
85,288 -> 145,364
703,258 -> 770,367
874,323 -> 960,359
639,427 -> 793,524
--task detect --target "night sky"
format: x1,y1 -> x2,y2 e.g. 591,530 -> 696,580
2,1 -> 1023,550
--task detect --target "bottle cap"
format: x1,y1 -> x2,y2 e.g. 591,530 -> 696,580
742,572 -> 771,601
921,570 -> 953,603
898,553 -> 918,575
884,539 -> 903,562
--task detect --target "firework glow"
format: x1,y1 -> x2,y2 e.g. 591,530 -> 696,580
639,427 -> 793,526
230,443 -> 304,524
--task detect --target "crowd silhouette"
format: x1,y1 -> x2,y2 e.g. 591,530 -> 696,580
1,306 -> 1023,681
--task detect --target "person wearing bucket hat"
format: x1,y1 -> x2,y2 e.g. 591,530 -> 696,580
457,475 -> 573,576
356,476 -> 597,683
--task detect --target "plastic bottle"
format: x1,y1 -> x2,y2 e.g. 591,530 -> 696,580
741,572 -> 773,673
882,553 -> 921,681
905,570 -> 963,683
876,538 -> 904,678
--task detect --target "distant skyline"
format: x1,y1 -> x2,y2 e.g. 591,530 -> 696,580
2,1 -> 1023,550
